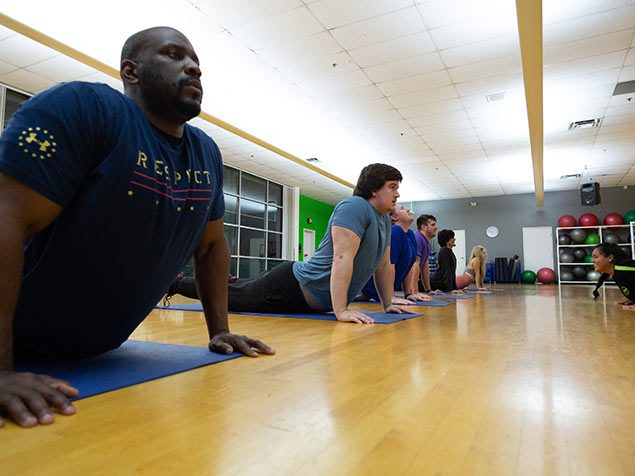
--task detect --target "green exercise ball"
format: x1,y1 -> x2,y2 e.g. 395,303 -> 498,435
521,270 -> 537,284
584,233 -> 600,245
624,209 -> 635,223
584,254 -> 593,263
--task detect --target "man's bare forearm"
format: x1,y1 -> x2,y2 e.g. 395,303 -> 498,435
422,262 -> 431,291
374,261 -> 394,309
194,237 -> 230,338
331,255 -> 354,314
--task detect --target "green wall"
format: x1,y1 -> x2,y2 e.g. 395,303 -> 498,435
298,195 -> 335,261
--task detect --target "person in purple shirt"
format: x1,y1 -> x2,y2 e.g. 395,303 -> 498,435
413,214 -> 440,293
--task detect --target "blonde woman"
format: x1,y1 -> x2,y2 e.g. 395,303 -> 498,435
456,246 -> 488,290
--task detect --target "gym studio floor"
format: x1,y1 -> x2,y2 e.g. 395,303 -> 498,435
2,284 -> 634,476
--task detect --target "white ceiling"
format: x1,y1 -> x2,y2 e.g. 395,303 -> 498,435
1,0 -> 634,205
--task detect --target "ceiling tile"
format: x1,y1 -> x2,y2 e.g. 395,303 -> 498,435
544,5 -> 635,46
377,69 -> 451,97
400,98 -> 464,119
545,29 -> 634,66
0,69 -> 56,93
364,52 -> 444,83
329,6 -> 425,50
194,0 -> 302,29
0,35 -> 58,68
230,6 -> 325,49
308,0 -> 413,29
545,51 -> 628,80
26,55 -> 96,83
254,31 -> 342,66
298,69 -> 372,95
0,25 -> 15,41
448,54 -> 522,83
439,34 -> 519,68
390,85 -> 457,108
348,31 -> 436,68
0,59 -> 18,76
278,51 -> 359,82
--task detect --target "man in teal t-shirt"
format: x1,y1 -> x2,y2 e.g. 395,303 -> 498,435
169,163 -> 414,323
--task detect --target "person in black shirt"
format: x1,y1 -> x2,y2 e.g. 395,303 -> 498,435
591,243 -> 635,310
430,229 -> 465,294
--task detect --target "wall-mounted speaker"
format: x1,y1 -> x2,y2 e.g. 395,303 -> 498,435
580,182 -> 601,206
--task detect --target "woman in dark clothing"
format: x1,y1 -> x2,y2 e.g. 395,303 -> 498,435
592,243 -> 635,310
430,229 -> 465,294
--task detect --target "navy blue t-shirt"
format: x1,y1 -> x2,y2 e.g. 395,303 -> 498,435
0,82 -> 224,357
361,225 -> 417,301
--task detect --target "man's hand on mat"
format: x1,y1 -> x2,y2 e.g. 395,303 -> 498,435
477,287 -> 489,291
391,296 -> 414,305
208,332 -> 275,357
451,290 -> 466,295
405,292 -> 431,301
427,290 -> 444,295
335,309 -> 375,324
0,370 -> 78,428
385,304 -> 415,314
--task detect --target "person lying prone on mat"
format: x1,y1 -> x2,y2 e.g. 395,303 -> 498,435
0,27 -> 274,429
455,245 -> 488,290
592,243 -> 635,310
355,204 -> 430,304
167,164 -> 414,323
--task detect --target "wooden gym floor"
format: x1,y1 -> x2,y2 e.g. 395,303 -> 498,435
1,284 -> 634,475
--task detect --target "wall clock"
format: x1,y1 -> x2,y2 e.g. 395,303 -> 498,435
486,226 -> 499,238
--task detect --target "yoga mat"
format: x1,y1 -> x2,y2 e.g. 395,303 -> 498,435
15,340 -> 241,400
158,304 -> 424,322
465,290 -> 494,295
354,299 -> 451,307
156,302 -> 205,311
231,310 -> 423,324
432,294 -> 475,300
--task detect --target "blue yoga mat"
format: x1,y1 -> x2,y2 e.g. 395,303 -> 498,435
157,303 -> 422,323
432,294 -> 475,299
232,310 -> 423,324
354,299 -> 451,307
465,290 -> 493,295
15,340 -> 241,400
156,302 -> 204,311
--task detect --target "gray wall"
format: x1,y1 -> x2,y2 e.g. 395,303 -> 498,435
409,186 -> 635,267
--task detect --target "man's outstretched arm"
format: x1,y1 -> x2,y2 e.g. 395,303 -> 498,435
0,172 -> 78,429
194,218 -> 274,357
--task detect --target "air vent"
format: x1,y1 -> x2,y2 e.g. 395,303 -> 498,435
306,157 -> 319,163
486,92 -> 505,103
560,174 -> 581,180
613,80 -> 635,96
568,118 -> 601,130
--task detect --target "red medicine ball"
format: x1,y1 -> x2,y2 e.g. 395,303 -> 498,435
557,215 -> 576,227
578,213 -> 599,227
603,213 -> 624,226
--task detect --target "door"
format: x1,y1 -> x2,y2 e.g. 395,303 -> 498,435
303,228 -> 316,261
522,226 -> 554,271
453,229 -> 466,276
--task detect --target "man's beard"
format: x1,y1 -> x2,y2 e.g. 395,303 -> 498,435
139,70 -> 201,122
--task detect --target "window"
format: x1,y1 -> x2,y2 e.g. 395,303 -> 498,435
223,165 -> 284,279
1,86 -> 30,131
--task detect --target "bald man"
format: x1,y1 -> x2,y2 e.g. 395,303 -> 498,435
0,27 -> 273,429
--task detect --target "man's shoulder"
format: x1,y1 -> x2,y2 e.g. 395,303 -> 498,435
31,81 -> 128,113
334,195 -> 371,214
50,81 -> 122,99
185,123 -> 220,150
